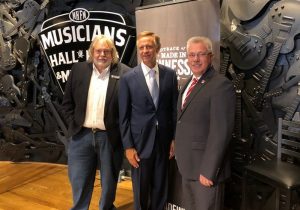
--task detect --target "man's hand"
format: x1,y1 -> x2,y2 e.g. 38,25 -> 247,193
199,174 -> 213,187
169,140 -> 175,159
125,148 -> 140,168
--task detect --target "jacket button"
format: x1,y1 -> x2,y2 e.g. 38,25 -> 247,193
178,120 -> 181,124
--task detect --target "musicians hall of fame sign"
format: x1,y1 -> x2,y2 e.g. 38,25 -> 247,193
38,8 -> 136,93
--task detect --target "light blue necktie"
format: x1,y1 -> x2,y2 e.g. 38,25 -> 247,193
149,69 -> 159,108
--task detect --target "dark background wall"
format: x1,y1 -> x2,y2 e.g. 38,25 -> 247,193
0,0 -> 176,163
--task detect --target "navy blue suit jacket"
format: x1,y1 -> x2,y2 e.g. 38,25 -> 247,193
119,64 -> 178,158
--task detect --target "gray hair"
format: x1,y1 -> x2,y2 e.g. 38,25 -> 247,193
187,36 -> 213,54
88,35 -> 119,64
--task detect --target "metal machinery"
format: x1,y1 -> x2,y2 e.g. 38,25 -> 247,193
221,0 -> 300,208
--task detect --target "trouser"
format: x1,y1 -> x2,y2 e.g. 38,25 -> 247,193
182,178 -> 225,210
68,128 -> 123,210
131,138 -> 169,210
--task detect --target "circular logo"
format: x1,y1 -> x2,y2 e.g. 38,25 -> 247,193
69,8 -> 90,23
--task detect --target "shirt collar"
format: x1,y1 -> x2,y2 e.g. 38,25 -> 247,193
192,65 -> 212,82
93,64 -> 110,78
141,62 -> 159,76
192,75 -> 201,81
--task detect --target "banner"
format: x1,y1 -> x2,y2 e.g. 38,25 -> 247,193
39,8 -> 136,93
136,1 -> 220,209
136,0 -> 220,88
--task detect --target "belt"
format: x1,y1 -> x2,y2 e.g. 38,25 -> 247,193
83,127 -> 106,133
92,128 -> 106,133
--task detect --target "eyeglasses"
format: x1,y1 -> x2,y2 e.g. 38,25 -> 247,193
188,52 -> 211,58
94,49 -> 112,56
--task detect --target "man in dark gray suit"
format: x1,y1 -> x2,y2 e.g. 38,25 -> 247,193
175,36 -> 236,210
119,31 -> 178,210
61,35 -> 129,210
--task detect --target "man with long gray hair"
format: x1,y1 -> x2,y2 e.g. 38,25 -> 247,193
61,35 -> 129,210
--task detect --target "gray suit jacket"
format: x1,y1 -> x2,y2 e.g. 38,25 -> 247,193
175,66 -> 236,183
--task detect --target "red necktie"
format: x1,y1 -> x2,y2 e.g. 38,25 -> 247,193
182,78 -> 198,109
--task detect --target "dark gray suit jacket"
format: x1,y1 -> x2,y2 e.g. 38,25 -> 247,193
119,64 -> 178,158
61,61 -> 129,149
175,67 -> 236,183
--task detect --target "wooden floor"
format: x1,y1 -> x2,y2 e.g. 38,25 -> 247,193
0,161 -> 133,210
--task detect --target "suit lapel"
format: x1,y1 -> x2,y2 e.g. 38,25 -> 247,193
157,64 -> 166,108
104,63 -> 120,116
134,65 -> 155,106
177,77 -> 192,115
82,62 -> 93,101
178,67 -> 215,119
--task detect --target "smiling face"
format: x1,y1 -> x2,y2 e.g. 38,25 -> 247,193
137,36 -> 160,68
91,39 -> 113,72
187,41 -> 213,77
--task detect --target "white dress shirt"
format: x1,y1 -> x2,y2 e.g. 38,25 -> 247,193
141,62 -> 160,90
83,64 -> 110,130
182,75 -> 201,107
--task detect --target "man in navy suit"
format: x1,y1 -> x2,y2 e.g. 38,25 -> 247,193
61,35 -> 129,210
175,36 -> 236,210
119,31 -> 178,210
